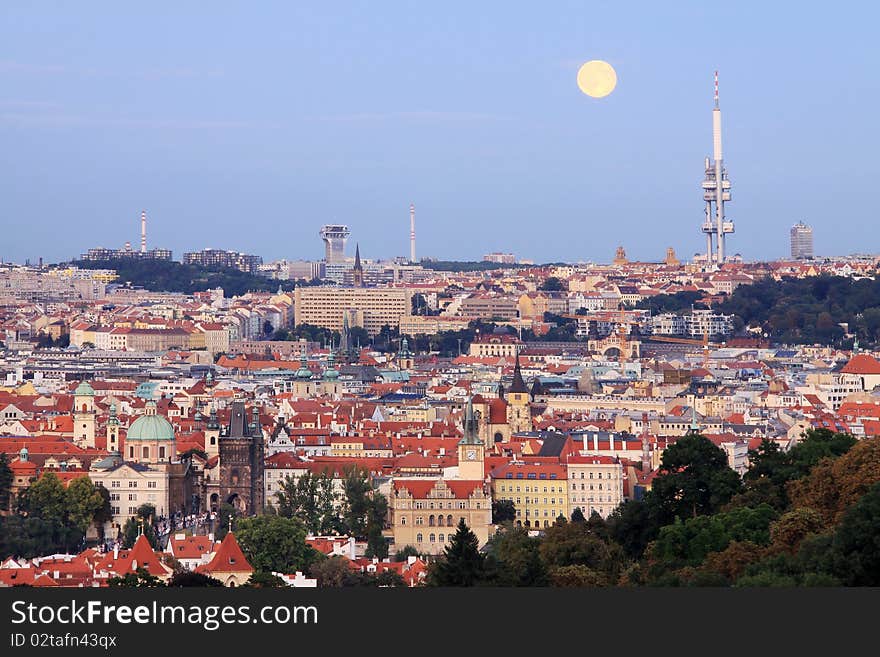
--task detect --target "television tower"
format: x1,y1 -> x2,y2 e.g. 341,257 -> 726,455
700,71 -> 733,265
319,225 -> 350,264
140,210 -> 147,253
409,203 -> 416,263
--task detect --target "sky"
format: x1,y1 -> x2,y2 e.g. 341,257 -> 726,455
1,1 -> 879,265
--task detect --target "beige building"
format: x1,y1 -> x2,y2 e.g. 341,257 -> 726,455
459,294 -> 518,320
468,334 -> 523,358
294,287 -> 412,336
388,478 -> 491,555
566,455 -> 624,519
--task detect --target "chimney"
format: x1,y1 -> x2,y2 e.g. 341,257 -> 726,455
113,545 -> 119,560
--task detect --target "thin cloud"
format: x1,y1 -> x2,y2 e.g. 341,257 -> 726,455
308,110 -> 506,123
0,112 -> 271,130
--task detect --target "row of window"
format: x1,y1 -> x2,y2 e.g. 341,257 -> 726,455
128,445 -> 169,460
401,515 -> 466,527
415,533 -> 447,544
571,483 -> 612,491
108,480 -> 157,489
412,501 -> 472,510
497,485 -> 562,494
571,471 -> 616,479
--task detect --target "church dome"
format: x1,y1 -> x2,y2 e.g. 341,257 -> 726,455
74,381 -> 95,396
127,402 -> 175,441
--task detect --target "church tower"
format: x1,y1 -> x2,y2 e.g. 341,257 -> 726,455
352,244 -> 365,288
505,354 -> 532,434
205,404 -> 220,459
73,381 -> 96,448
397,336 -> 414,370
458,396 -> 485,480
106,403 -> 120,453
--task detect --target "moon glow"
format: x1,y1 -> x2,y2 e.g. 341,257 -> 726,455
577,60 -> 617,98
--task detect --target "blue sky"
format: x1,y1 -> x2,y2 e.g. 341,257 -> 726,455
1,2 -> 878,265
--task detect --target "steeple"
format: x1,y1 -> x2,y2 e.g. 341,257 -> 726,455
508,352 -> 529,394
206,404 -> 220,430
459,396 -> 482,446
323,348 -> 339,381
352,244 -> 364,287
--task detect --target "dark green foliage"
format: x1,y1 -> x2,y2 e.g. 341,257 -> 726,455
570,507 -> 587,523
235,515 -> 319,574
167,571 -> 223,587
394,545 -> 420,562
244,571 -> 287,588
70,259 -> 297,296
215,503 -> 239,541
830,482 -> 880,585
426,519 -> 485,586
275,471 -> 339,535
482,526 -> 548,586
718,275 -> 880,346
0,453 -> 12,510
648,505 -> 777,571
107,567 -> 163,588
0,515 -> 83,558
647,434 -> 743,525
492,499 -> 517,524
121,504 -> 159,549
364,493 -> 389,559
606,499 -> 660,560
636,290 -> 707,315
539,277 -> 566,292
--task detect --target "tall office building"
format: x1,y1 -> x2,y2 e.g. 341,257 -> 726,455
790,221 -> 814,259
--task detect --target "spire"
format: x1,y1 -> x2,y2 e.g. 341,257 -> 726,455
508,352 -> 529,394
108,403 -> 119,426
459,396 -> 482,445
354,243 -> 362,270
352,244 -> 364,287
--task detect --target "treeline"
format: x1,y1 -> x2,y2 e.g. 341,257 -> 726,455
421,261 -> 528,272
717,275 -> 880,347
426,430 -> 880,586
68,259 -> 302,297
638,275 -> 880,347
0,468 -> 112,558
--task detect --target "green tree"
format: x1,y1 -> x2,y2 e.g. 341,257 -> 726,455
107,567 -> 163,588
830,481 -> 880,585
539,520 -> 623,582
570,507 -> 587,523
235,515 -> 319,574
394,545 -> 420,562
483,525 -> 547,586
647,434 -> 743,524
121,504 -> 159,549
539,277 -> 566,292
244,571 -> 287,588
426,519 -> 485,586
275,471 -> 339,535
19,471 -> 68,523
549,564 -> 607,587
606,499 -> 660,560
216,503 -> 239,541
0,453 -> 13,511
167,571 -> 223,587
341,467 -> 373,539
309,555 -> 363,587
492,499 -> 517,524
66,477 -> 106,535
364,493 -> 389,559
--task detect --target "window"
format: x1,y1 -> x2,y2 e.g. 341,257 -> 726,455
159,446 -> 166,459
439,534 -> 445,542
129,481 -> 137,488
447,514 -> 453,526
147,481 -> 157,489
429,534 -> 435,543
129,493 -> 136,501
129,447 -> 134,459
142,446 -> 149,460
110,493 -> 120,501
401,516 -> 406,526
416,533 -> 423,543
111,481 -> 120,488
429,515 -> 435,526
416,516 -> 423,525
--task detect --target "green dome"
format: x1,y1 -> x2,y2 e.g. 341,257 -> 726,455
127,405 -> 175,441
74,381 -> 95,396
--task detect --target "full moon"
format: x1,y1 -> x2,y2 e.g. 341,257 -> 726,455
577,60 -> 617,98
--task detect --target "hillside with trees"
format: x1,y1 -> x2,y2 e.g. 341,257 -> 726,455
426,430 -> 880,587
67,259 -> 303,296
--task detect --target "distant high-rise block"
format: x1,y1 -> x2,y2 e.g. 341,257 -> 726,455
319,225 -> 350,264
790,221 -> 814,259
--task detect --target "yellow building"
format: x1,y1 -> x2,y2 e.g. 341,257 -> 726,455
490,461 -> 569,529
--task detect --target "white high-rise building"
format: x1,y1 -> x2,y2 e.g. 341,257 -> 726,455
790,221 -> 814,259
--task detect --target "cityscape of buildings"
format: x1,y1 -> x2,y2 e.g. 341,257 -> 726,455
0,70 -> 876,592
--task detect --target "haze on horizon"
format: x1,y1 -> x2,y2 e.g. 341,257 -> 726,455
1,2 -> 878,266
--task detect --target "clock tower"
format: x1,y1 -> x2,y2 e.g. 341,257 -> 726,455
458,396 -> 485,480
